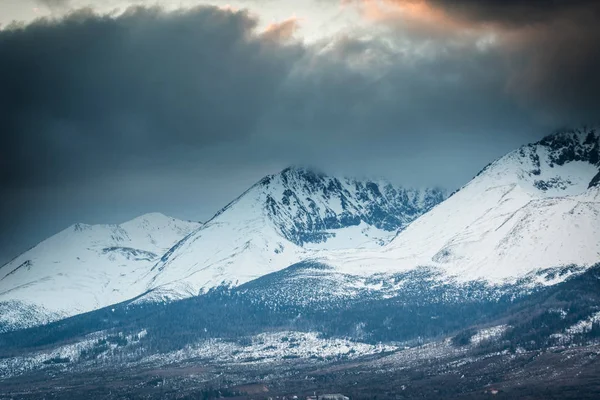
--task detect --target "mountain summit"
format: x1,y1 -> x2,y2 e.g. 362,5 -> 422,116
245,166 -> 445,244
142,166 -> 445,300
476,126 -> 599,195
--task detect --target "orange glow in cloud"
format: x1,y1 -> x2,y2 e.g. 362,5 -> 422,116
350,0 -> 447,22
348,0 -> 491,35
218,4 -> 239,12
263,17 -> 301,41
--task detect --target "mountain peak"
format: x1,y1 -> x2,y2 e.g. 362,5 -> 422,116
250,168 -> 447,246
536,126 -> 599,167
141,167 -> 447,301
468,126 -> 600,197
72,222 -> 92,232
540,126 -> 599,145
122,212 -> 177,228
129,212 -> 171,221
324,127 -> 600,285
257,166 -> 326,188
198,166 -> 447,249
279,165 -> 325,177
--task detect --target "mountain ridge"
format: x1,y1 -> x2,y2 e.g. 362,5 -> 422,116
1,128 -> 600,399
141,166 -> 445,301
1,127 -> 598,332
0,168 -> 445,331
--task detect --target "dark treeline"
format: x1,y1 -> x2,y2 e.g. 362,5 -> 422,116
1,263 -> 599,361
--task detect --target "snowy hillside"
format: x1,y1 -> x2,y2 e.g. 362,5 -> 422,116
0,169 -> 443,329
320,127 -> 600,283
0,213 -> 201,331
140,167 -> 445,300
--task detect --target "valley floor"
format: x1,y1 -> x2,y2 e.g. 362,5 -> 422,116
2,340 -> 600,399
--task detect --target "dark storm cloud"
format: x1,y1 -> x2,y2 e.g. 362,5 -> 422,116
502,10 -> 600,123
404,0 -> 600,121
351,0 -> 600,125
425,0 -> 599,26
0,6 -> 304,190
371,0 -> 600,26
2,2 -> 597,190
0,2 -> 598,263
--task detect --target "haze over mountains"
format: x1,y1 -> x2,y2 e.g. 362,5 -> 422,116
0,127 -> 598,334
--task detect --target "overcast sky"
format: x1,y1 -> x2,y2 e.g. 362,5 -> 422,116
1,0 -> 599,264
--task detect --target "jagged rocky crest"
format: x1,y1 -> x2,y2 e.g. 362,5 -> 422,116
259,167 -> 446,245
537,127 -> 599,167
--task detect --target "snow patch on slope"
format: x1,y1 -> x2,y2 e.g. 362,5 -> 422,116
143,331 -> 396,365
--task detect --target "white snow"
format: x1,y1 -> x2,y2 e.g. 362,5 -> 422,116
303,222 -> 394,250
470,325 -> 508,345
566,312 -> 600,335
1,130 -> 599,327
0,330 -> 396,379
139,183 -> 308,297
550,311 -> 600,344
319,138 -> 600,284
0,213 -> 201,323
139,171 -> 421,300
142,331 -> 396,365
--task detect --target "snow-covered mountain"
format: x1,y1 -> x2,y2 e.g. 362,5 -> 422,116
0,213 -> 201,331
0,170 -> 444,330
319,127 -> 600,284
2,128 -> 600,398
2,127 -> 597,333
3,127 -> 600,395
140,167 -> 445,300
